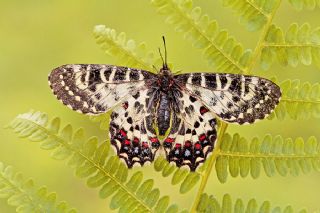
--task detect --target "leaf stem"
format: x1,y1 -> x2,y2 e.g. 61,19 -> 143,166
189,122 -> 228,212
245,0 -> 282,74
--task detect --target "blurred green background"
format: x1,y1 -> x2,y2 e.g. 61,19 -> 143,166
0,0 -> 320,212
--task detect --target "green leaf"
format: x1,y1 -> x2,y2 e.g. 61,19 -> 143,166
261,23 -> 320,69
0,161 -> 77,212
197,193 -> 304,213
93,25 -> 157,71
221,0 -> 279,31
7,111 -> 178,212
288,0 -> 319,11
215,133 -> 320,183
271,79 -> 320,120
151,0 -> 251,73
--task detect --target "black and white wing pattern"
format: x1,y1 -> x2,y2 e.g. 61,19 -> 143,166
163,91 -> 217,171
49,64 -> 160,168
174,73 -> 281,124
109,89 -> 161,168
48,64 -> 154,115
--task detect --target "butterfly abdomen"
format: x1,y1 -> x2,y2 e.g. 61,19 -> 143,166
157,93 -> 171,136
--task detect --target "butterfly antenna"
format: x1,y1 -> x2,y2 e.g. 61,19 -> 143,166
158,47 -> 165,68
162,36 -> 168,68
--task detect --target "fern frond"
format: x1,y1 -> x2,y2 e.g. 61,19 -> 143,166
153,156 -> 200,194
221,0 -> 279,32
269,79 -> 320,120
6,110 -> 178,212
0,161 -> 77,213
197,193 -> 307,213
260,23 -> 320,70
288,0 -> 320,11
215,133 -> 320,183
151,0 -> 252,74
93,25 -> 158,71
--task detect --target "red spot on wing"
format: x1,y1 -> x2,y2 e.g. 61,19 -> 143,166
199,134 -> 206,142
165,137 -> 175,143
142,142 -> 149,148
175,143 -> 182,148
124,139 -> 131,145
195,143 -> 201,149
150,137 -> 159,143
133,137 -> 139,144
122,101 -> 128,109
120,129 -> 127,137
184,141 -> 192,148
200,106 -> 209,115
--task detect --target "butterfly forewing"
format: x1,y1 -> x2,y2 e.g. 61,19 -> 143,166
48,64 -> 154,115
174,73 -> 281,124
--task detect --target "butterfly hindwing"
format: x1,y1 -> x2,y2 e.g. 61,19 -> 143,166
163,92 -> 217,171
175,73 -> 281,124
48,64 -> 154,115
109,89 -> 161,168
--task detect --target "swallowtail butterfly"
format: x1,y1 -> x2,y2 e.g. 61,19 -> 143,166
48,38 -> 281,171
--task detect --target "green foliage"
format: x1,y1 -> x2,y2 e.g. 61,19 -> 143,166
221,0 -> 278,31
153,156 -> 200,194
94,25 -> 158,71
215,133 -> 320,183
288,0 -> 320,11
0,161 -> 76,213
261,23 -> 320,70
151,0 -> 252,73
197,193 -> 306,213
270,79 -> 320,120
6,111 -> 178,212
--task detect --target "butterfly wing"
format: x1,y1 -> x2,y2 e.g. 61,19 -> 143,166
48,64 -> 155,115
109,88 -> 161,168
163,91 -> 217,171
174,73 -> 281,124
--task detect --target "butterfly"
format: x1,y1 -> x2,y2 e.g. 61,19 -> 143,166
48,38 -> 281,171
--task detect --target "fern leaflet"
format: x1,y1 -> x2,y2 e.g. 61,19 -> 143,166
6,110 -> 178,212
269,79 -> 320,120
197,193 -> 307,213
0,161 -> 77,213
94,25 -> 158,71
261,23 -> 320,70
215,133 -> 320,183
221,0 -> 279,31
151,0 -> 252,73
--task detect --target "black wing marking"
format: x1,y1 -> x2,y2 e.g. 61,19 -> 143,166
163,92 -> 217,171
48,64 -> 155,115
174,73 -> 281,124
109,89 -> 162,168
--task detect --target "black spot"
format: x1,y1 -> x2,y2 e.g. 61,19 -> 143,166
227,102 -> 233,108
134,101 -> 140,108
219,74 -> 228,89
104,69 -> 112,81
114,67 -> 126,81
229,76 -> 241,96
127,117 -> 133,124
186,128 -> 192,134
192,130 -> 197,135
194,121 -> 200,128
95,93 -> 101,100
135,125 -> 140,130
189,96 -> 197,102
133,92 -> 140,99
194,90 -> 201,96
111,112 -> 119,119
125,112 -> 128,117
209,119 -> 216,127
205,74 -> 217,89
191,74 -> 201,86
129,71 -> 140,80
199,116 -> 203,122
129,127 -> 134,131
88,69 -> 101,86
232,96 -> 240,102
